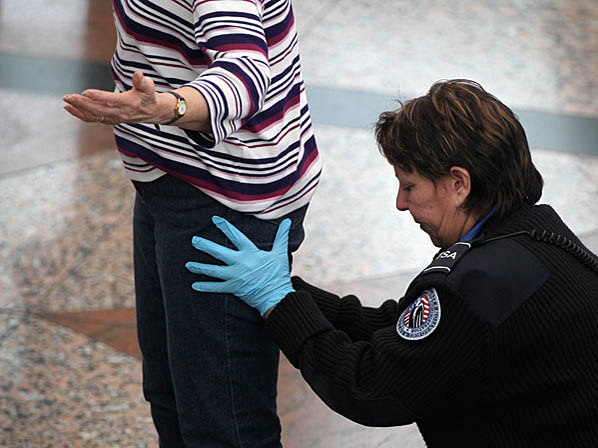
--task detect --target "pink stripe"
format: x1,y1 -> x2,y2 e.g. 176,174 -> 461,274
264,182 -> 319,215
115,6 -> 204,65
214,43 -> 267,57
218,75 -> 242,121
243,93 -> 300,134
267,14 -> 294,47
185,146 -> 319,201
226,123 -> 301,149
271,39 -> 298,67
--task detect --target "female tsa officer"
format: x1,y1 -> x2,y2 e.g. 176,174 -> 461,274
185,79 -> 598,447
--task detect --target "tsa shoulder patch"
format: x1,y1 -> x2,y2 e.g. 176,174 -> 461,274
421,241 -> 471,275
396,288 -> 441,341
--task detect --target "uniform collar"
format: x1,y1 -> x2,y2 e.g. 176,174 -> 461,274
461,206 -> 497,242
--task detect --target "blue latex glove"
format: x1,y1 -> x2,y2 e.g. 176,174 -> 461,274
185,216 -> 295,317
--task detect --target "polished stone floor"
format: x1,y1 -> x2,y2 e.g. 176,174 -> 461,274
1,0 -> 597,446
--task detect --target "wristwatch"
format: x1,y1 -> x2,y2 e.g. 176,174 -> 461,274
163,91 -> 188,125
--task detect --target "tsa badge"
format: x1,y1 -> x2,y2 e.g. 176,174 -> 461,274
396,288 -> 441,341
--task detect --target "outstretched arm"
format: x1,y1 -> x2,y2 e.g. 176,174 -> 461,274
63,2 -> 269,133
63,71 -> 210,131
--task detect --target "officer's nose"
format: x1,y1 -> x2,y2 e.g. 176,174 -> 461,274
396,189 -> 408,211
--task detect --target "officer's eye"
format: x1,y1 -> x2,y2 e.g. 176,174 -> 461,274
402,184 -> 413,192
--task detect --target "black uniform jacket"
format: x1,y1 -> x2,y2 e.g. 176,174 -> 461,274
264,205 -> 598,447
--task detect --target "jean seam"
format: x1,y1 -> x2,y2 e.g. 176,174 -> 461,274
225,291 -> 243,448
222,207 -> 243,447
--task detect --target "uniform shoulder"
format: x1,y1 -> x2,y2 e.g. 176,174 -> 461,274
445,238 -> 549,326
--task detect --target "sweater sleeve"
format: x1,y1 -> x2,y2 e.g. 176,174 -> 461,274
266,291 -> 419,426
265,286 -> 490,426
186,0 -> 271,147
291,276 -> 400,342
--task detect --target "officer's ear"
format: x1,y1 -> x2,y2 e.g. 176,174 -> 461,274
448,166 -> 471,207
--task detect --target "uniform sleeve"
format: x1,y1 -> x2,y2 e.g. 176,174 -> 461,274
291,276 -> 400,342
265,286 -> 490,426
186,0 -> 270,147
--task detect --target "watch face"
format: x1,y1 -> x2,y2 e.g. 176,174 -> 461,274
177,101 -> 187,115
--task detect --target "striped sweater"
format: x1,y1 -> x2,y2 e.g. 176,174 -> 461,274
110,0 -> 321,219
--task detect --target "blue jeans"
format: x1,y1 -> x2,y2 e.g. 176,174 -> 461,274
132,175 -> 307,447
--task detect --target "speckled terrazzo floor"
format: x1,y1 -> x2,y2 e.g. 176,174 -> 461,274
1,0 -> 597,446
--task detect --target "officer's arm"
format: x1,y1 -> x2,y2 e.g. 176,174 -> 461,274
291,276 -> 400,342
296,350 -> 418,426
265,288 -> 489,426
266,290 -> 418,426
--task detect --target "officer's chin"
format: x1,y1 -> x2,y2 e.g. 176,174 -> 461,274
427,233 -> 450,249
427,233 -> 443,248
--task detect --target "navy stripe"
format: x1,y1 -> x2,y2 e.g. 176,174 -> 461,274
245,82 -> 301,128
264,4 -> 293,41
121,122 -> 302,167
118,124 -> 302,174
137,0 -> 194,29
117,137 -> 313,196
115,0 -> 188,49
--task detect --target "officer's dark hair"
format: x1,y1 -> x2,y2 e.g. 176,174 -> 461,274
375,79 -> 544,218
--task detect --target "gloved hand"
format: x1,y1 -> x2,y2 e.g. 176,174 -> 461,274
185,216 -> 295,317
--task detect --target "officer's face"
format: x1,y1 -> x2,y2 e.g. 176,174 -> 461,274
393,166 -> 476,248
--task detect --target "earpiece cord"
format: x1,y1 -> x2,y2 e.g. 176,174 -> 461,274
478,230 -> 598,273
